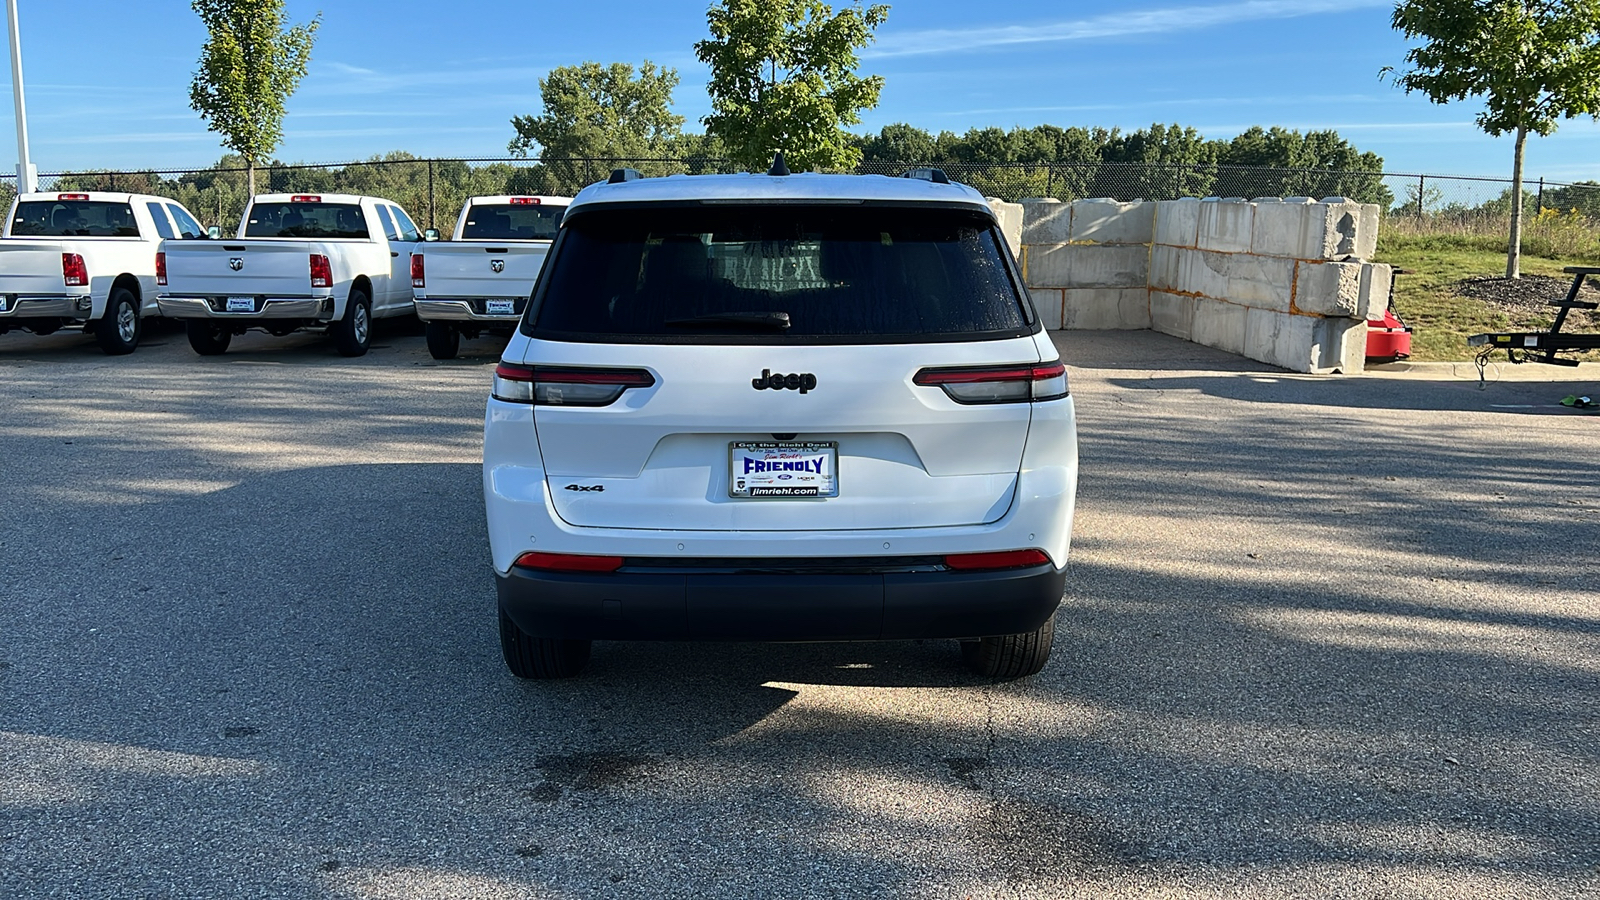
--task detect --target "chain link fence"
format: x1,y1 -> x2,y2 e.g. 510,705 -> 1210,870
2,156 -> 1597,236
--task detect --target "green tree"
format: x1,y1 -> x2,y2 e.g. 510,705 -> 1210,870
1388,0 -> 1600,277
1546,179 -> 1600,218
188,0 -> 320,197
696,0 -> 889,172
507,61 -> 686,192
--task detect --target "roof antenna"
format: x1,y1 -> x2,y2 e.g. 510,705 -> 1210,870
768,152 -> 791,177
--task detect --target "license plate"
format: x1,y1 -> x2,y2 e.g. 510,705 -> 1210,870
226,296 -> 255,312
730,441 -> 838,498
0,296 -> 8,312
486,300 -> 516,315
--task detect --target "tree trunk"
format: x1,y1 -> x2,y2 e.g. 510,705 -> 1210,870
247,157 -> 256,199
1506,126 -> 1527,279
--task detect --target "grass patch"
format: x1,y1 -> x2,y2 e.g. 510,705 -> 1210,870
1375,223 -> 1598,361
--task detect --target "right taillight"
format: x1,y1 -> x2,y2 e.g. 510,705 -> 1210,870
410,253 -> 425,288
944,549 -> 1051,571
309,253 -> 332,288
513,552 -> 624,573
913,361 -> 1068,404
62,253 -> 88,287
155,251 -> 167,286
492,364 -> 656,406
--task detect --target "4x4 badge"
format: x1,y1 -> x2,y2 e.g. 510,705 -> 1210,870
564,484 -> 604,492
751,369 -> 817,394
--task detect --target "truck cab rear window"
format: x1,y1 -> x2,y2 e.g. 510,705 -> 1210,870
529,205 -> 1026,343
462,204 -> 565,241
12,201 -> 140,237
244,203 -> 369,239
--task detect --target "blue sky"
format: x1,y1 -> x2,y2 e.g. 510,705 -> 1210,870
4,0 -> 1598,182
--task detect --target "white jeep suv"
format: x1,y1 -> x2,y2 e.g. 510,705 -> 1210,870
483,164 -> 1078,679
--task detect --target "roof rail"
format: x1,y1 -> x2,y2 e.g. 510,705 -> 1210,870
901,167 -> 951,185
608,168 -> 643,184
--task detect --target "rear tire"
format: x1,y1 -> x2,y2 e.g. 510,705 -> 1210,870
424,321 -> 460,360
184,319 -> 231,356
499,607 -> 591,679
95,287 -> 141,355
333,289 -> 371,357
961,612 -> 1055,679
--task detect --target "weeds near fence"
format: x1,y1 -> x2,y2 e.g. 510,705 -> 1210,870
1379,207 -> 1600,265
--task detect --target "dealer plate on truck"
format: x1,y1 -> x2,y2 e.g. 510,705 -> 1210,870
226,296 -> 255,312
0,296 -> 8,312
486,300 -> 516,315
729,441 -> 838,498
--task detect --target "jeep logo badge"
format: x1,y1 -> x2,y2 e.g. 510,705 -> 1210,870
490,259 -> 505,273
228,257 -> 244,271
751,369 -> 817,394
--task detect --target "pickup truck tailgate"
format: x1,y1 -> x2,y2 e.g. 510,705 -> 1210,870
163,240 -> 319,296
0,242 -> 73,294
420,242 -> 549,299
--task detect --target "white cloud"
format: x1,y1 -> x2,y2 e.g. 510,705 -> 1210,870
867,0 -> 1392,58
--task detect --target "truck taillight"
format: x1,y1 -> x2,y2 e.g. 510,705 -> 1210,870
509,197 -> 540,205
155,251 -> 167,286
309,254 -> 332,288
410,253 -> 425,288
492,363 -> 655,406
62,253 -> 88,287
913,361 -> 1069,404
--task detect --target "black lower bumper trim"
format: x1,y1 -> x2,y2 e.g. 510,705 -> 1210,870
495,561 -> 1065,642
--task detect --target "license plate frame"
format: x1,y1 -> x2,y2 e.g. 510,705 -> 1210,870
0,296 -> 9,313
729,441 -> 838,499
485,299 -> 516,316
225,296 -> 255,312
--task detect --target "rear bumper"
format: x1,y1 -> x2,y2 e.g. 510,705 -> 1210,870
414,298 -> 520,323
157,295 -> 333,320
495,561 -> 1065,641
0,294 -> 91,319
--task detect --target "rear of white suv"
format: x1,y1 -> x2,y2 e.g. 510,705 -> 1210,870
483,167 -> 1078,679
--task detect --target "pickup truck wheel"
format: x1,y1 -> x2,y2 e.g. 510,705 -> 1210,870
333,290 -> 371,357
95,287 -> 141,355
184,319 -> 231,355
961,611 -> 1055,679
424,321 -> 460,359
499,607 -> 591,678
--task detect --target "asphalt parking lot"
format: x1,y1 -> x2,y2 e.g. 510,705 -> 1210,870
2,323 -> 1596,899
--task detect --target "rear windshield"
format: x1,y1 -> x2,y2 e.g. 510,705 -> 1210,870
527,205 -> 1028,343
244,202 -> 369,239
461,203 -> 565,240
11,201 -> 139,237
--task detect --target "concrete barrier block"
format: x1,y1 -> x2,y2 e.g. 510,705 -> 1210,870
1356,204 -> 1380,260
1069,198 -> 1155,244
1314,198 -> 1364,259
1197,198 -> 1254,253
1295,260 -> 1363,317
1024,242 -> 1073,289
1021,198 -> 1072,245
1197,249 -> 1295,311
1030,288 -> 1064,330
1065,244 -> 1148,289
1244,308 -> 1310,371
1150,291 -> 1195,340
1154,198 -> 1201,248
1149,245 -> 1184,292
1062,288 -> 1151,329
1359,263 -> 1392,320
987,198 -> 1024,260
1250,197 -> 1315,258
1191,297 -> 1248,356
1313,315 -> 1368,374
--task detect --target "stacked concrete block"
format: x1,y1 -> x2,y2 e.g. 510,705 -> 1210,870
1196,198 -> 1254,253
986,198 -> 1024,261
1019,198 -> 1153,330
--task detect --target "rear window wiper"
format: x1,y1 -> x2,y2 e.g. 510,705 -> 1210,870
664,311 -> 791,330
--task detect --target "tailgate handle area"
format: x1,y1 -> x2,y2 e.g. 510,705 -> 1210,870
485,247 -> 509,253
223,245 -> 246,251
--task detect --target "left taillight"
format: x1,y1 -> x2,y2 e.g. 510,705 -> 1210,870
62,253 -> 88,287
155,251 -> 167,286
513,552 -> 624,573
492,364 -> 655,406
944,549 -> 1051,571
410,253 -> 425,288
913,361 -> 1068,404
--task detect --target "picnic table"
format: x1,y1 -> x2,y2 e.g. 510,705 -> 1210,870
1468,266 -> 1600,366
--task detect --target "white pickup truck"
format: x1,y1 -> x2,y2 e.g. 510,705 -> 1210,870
157,192 -> 423,356
0,191 -> 209,354
411,194 -> 569,359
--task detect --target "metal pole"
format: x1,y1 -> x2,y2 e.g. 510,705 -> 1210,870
6,0 -> 36,193
1537,177 -> 1544,213
427,158 -> 435,231
1417,175 -> 1425,220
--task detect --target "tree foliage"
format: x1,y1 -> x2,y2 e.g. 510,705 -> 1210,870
188,0 -> 320,195
697,0 -> 889,172
1388,0 -> 1600,275
507,61 -> 687,192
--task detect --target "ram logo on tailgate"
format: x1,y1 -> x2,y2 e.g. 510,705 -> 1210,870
228,258 -> 244,271
490,259 -> 505,273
